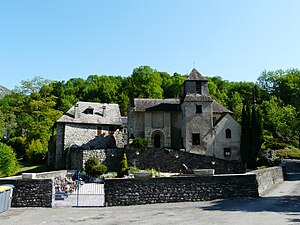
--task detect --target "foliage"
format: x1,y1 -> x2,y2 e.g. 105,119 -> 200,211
130,137 -> 149,149
240,104 -> 263,169
275,146 -> 300,159
84,156 -> 108,177
117,153 -> 129,178
0,142 -> 18,176
25,139 -> 48,164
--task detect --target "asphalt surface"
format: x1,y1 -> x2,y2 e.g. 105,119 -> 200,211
1,159 -> 300,225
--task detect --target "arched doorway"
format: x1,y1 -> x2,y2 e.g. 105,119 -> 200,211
151,130 -> 164,148
154,133 -> 161,147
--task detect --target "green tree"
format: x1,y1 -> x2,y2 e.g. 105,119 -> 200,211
118,153 -> 128,177
0,142 -> 18,176
26,139 -> 48,163
126,66 -> 163,101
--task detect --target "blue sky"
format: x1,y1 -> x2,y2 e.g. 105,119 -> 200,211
1,0 -> 300,89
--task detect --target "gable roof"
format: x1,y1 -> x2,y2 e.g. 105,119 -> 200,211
57,101 -> 123,125
133,98 -> 181,112
212,100 -> 233,114
186,68 -> 208,81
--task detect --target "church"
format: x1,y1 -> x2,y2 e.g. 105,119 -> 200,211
127,68 -> 241,161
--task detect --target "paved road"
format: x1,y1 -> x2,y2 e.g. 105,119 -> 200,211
1,160 -> 300,225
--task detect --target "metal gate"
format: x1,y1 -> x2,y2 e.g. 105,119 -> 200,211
53,172 -> 105,207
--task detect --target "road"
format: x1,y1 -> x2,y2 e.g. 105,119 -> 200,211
1,160 -> 300,225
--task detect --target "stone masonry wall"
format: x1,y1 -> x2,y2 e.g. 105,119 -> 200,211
104,166 -> 284,207
253,166 -> 284,195
104,174 -> 258,206
0,179 -> 53,207
125,148 -> 245,174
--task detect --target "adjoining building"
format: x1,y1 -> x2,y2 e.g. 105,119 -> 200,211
51,102 -> 125,169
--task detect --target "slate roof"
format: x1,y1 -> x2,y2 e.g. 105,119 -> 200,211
133,99 -> 181,112
186,68 -> 208,81
57,101 -> 123,125
212,100 -> 233,114
133,98 -> 232,114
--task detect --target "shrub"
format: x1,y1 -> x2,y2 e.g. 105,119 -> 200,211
84,156 -> 107,177
276,146 -> 300,159
25,139 -> 47,163
0,142 -> 18,176
130,137 -> 149,149
118,153 -> 128,177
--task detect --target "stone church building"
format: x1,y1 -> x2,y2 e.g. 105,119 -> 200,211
127,68 -> 241,161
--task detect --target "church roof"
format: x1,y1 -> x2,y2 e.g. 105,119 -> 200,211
57,101 -> 123,125
133,98 -> 232,114
133,98 -> 181,112
186,68 -> 208,81
212,100 -> 233,114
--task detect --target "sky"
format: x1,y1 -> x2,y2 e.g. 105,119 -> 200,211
1,0 -> 300,89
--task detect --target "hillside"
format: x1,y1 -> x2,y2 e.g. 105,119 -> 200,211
0,85 -> 10,98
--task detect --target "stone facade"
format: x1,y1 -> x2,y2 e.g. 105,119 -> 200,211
104,166 -> 285,206
51,102 -> 125,169
128,68 -> 242,162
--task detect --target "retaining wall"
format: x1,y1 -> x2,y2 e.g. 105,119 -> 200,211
104,166 -> 285,206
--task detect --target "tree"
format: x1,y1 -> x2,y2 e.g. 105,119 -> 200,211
126,66 -> 163,101
0,143 -> 18,176
84,156 -> 108,177
240,104 -> 263,169
118,153 -> 128,177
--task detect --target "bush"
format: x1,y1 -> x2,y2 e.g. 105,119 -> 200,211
276,146 -> 300,159
84,156 -> 107,177
130,137 -> 149,149
25,139 -> 48,164
0,142 -> 18,176
118,153 -> 128,177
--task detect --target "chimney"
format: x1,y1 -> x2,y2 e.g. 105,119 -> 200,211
102,105 -> 106,117
74,103 -> 79,119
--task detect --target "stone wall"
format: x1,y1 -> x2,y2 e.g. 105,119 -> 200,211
253,166 -> 284,195
126,148 -> 245,174
0,179 -> 53,207
104,166 -> 285,207
104,174 -> 258,206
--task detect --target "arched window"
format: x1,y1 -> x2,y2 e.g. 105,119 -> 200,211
225,129 -> 231,139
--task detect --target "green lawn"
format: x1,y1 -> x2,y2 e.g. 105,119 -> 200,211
13,160 -> 52,176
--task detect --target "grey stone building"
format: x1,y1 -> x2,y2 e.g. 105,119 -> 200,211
128,68 -> 241,161
51,102 -> 124,169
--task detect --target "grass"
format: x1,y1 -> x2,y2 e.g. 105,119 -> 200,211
13,160 -> 52,176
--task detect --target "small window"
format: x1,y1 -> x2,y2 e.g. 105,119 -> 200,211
196,105 -> 202,114
225,129 -> 231,138
109,127 -> 115,134
224,148 -> 231,157
90,145 -> 95,150
196,82 -> 201,94
192,133 -> 200,145
97,126 -> 102,136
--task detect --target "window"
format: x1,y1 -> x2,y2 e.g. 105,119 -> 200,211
196,105 -> 202,114
225,129 -> 231,138
97,126 -> 102,136
109,127 -> 115,134
90,145 -> 95,150
192,133 -> 200,145
224,148 -> 231,157
213,117 -> 217,124
196,82 -> 201,94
